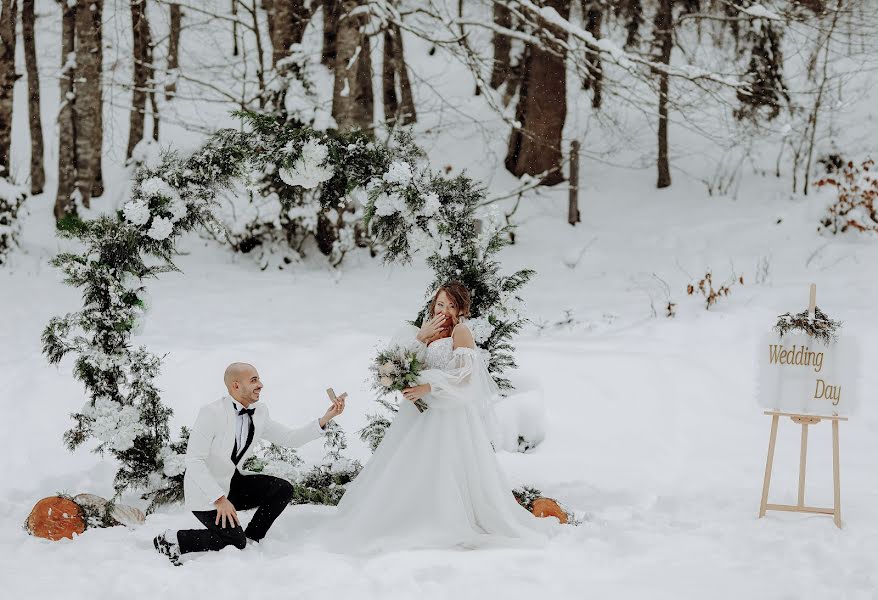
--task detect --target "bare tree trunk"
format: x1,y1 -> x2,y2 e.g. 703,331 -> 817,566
504,0 -> 569,186
262,0 -> 275,54
55,0 -> 77,220
22,0 -> 44,193
91,0 -> 103,196
654,0 -> 672,189
73,0 -> 103,205
165,3 -> 181,97
381,23 -> 416,126
803,1 -> 841,195
354,31 -> 374,124
127,0 -> 148,159
489,3 -> 511,89
0,0 -> 18,177
144,6 -> 158,142
582,0 -> 603,109
322,0 -> 338,67
393,23 -> 415,125
231,0 -> 238,56
332,0 -> 372,133
382,28 -> 398,124
267,0 -> 309,66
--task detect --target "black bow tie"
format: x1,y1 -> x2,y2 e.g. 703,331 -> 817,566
237,407 -> 255,417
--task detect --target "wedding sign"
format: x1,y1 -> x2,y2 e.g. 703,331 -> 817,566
757,332 -> 859,416
757,285 -> 859,528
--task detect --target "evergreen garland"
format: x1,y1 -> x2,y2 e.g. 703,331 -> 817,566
774,306 -> 842,344
42,114 -> 405,509
43,112 -> 534,509
366,172 -> 532,389
360,170 -> 534,449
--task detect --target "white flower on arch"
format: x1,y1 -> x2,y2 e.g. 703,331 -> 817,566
123,200 -> 151,226
147,216 -> 174,241
278,139 -> 335,189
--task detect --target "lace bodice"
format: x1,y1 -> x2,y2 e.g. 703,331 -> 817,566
424,336 -> 454,369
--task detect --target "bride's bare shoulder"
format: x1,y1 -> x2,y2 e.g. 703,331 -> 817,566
451,322 -> 475,349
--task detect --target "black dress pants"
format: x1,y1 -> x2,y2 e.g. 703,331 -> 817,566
177,470 -> 295,554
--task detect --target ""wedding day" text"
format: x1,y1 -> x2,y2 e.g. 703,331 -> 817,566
767,344 -> 824,373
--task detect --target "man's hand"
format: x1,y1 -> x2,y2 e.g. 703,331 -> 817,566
214,496 -> 239,529
402,384 -> 430,403
319,392 -> 347,429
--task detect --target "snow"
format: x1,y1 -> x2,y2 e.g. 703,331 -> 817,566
1,0 -> 878,598
741,5 -> 784,20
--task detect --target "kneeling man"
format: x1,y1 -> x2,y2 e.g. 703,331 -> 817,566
154,362 -> 346,564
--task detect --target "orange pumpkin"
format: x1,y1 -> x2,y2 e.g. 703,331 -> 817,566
26,497 -> 86,541
531,497 -> 568,524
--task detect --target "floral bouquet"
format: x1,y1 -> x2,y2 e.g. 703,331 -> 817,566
371,345 -> 429,413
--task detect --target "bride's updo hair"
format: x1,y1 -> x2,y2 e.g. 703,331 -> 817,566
428,281 -> 472,320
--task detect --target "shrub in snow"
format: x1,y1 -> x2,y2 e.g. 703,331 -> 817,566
0,177 -> 27,266
816,158 -> 878,235
687,270 -> 743,310
244,421 -> 362,506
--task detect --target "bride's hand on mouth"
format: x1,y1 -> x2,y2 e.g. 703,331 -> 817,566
417,314 -> 448,344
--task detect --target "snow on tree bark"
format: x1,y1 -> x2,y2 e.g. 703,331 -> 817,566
127,0 -> 149,159
489,3 -> 512,90
332,0 -> 373,133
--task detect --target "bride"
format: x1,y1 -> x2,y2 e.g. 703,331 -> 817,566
319,282 -> 557,552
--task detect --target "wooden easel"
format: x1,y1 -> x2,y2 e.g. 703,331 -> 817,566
758,284 -> 845,528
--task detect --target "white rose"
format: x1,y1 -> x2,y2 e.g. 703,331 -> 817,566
378,361 -> 395,375
278,139 -> 335,189
167,198 -> 188,223
373,193 -> 398,217
146,216 -> 174,241
379,375 -> 393,388
140,177 -> 170,198
419,192 -> 441,217
383,161 -> 413,185
123,200 -> 151,226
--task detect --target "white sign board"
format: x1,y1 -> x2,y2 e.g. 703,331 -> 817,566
757,333 -> 859,416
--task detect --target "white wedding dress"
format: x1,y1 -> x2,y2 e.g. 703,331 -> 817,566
317,323 -> 557,553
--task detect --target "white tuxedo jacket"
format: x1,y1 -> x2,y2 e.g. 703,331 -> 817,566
183,396 -> 325,511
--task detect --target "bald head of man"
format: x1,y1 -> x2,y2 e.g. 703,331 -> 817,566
224,362 -> 263,406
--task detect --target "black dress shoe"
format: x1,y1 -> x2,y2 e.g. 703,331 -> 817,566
153,530 -> 182,566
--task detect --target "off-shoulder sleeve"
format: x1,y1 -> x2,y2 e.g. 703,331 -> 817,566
418,347 -> 482,409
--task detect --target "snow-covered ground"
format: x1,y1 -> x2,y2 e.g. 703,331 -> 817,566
3,1 -> 878,598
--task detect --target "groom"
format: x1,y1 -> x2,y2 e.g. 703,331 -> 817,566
153,362 -> 346,564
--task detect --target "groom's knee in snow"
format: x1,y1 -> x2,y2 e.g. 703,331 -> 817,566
225,527 -> 247,550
